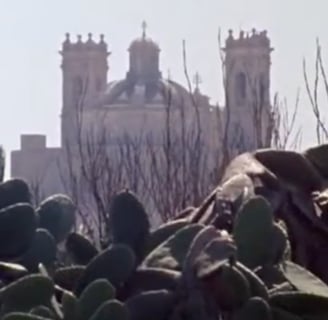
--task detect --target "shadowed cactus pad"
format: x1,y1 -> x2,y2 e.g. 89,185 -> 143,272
62,290 -> 78,320
0,178 -> 31,210
125,289 -> 177,320
233,196 -> 275,268
75,244 -> 136,295
0,203 -> 37,259
195,238 -> 237,279
65,232 -> 98,265
269,292 -> 328,316
77,279 -> 116,320
20,229 -> 57,272
145,219 -> 190,255
142,223 -> 204,270
270,223 -> 288,265
282,261 -> 328,298
90,300 -> 129,320
120,267 -> 181,298
30,306 -> 55,318
109,189 -> 150,261
2,313 -> 52,320
200,261 -> 251,311
0,262 -> 28,284
54,266 -> 85,291
232,297 -> 272,320
235,262 -> 269,300
37,194 -> 76,243
0,274 -> 54,312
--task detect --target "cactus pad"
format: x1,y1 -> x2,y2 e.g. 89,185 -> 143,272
142,224 -> 204,270
37,194 -> 76,243
0,203 -> 37,259
109,189 -> 150,261
75,244 -> 136,295
65,232 -> 98,265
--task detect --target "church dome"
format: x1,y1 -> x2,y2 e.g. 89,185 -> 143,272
129,36 -> 160,52
128,21 -> 160,53
100,77 -> 190,107
95,22 -> 192,108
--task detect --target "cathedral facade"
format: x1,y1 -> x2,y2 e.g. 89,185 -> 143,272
10,25 -> 273,224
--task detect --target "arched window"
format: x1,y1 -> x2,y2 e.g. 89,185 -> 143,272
235,72 -> 247,103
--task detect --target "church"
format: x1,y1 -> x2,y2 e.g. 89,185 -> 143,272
10,23 -> 273,226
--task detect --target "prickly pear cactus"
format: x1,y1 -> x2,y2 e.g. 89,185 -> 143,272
75,244 -> 136,295
0,274 -> 54,313
142,223 -> 203,270
0,203 -> 37,259
232,297 -> 273,320
233,196 -> 288,269
77,279 -> 116,320
0,178 -> 31,210
90,300 -> 129,320
0,167 -> 327,320
65,232 -> 98,265
109,189 -> 150,261
233,196 -> 274,269
20,229 -> 57,272
37,194 -> 76,243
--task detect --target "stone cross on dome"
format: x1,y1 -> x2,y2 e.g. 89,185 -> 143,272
193,72 -> 202,90
142,20 -> 147,38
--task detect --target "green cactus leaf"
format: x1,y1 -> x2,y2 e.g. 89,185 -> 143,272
270,223 -> 288,265
121,267 -> 181,298
0,262 -> 28,284
89,300 -> 129,320
65,232 -> 98,265
269,282 -> 296,295
37,194 -> 76,243
54,266 -> 85,292
235,262 -> 270,300
200,261 -> 251,312
109,189 -> 150,261
0,179 -> 31,210
142,224 -> 204,270
194,238 -> 237,279
254,265 -> 287,289
282,261 -> 328,298
233,196 -> 274,269
0,203 -> 37,260
75,244 -> 136,296
271,307 -> 302,319
2,313 -> 52,320
269,292 -> 328,316
183,225 -> 219,275
20,229 -> 57,272
0,274 -> 54,312
77,279 -> 116,320
62,290 -> 78,320
30,306 -> 55,319
145,219 -> 190,255
125,289 -> 177,320
232,297 -> 272,320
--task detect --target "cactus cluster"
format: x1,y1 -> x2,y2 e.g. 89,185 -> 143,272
0,149 -> 328,319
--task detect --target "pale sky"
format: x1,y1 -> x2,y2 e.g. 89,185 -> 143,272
1,0 -> 327,172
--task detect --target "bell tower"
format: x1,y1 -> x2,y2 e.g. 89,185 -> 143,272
223,29 -> 273,152
59,33 -> 110,147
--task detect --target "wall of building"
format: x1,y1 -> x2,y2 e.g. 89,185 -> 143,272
11,135 -> 64,203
